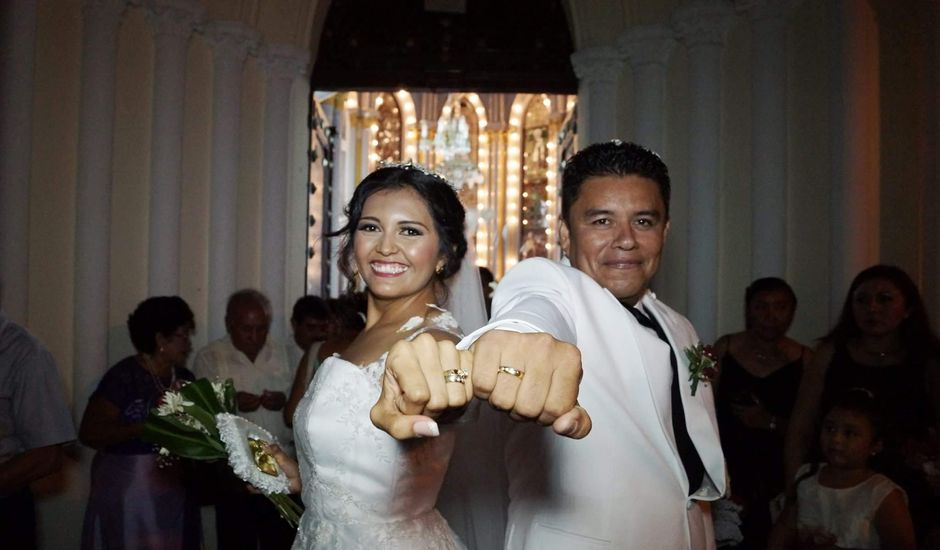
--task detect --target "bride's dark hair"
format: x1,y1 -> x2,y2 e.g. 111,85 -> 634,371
329,165 -> 467,289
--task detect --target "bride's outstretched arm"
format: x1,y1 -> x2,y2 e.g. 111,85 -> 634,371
266,444 -> 301,494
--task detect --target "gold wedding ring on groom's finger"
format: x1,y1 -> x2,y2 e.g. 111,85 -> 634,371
443,369 -> 469,384
497,365 -> 525,380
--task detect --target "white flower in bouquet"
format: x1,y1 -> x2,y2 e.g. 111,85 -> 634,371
211,380 -> 228,403
155,391 -> 193,416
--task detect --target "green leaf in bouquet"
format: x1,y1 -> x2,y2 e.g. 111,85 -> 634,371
142,415 -> 226,460
146,409 -> 207,436
181,403 -> 221,439
179,379 -> 225,415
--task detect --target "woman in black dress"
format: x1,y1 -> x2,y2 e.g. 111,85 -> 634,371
714,277 -> 812,549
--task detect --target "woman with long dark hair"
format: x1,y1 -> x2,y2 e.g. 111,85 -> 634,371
785,265 -> 940,541
275,163 -> 479,549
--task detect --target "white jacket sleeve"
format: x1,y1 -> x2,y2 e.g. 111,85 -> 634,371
458,258 -> 578,349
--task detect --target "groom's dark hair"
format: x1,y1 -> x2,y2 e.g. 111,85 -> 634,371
560,141 -> 671,224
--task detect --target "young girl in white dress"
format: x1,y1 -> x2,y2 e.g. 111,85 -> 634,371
769,389 -> 916,549
272,164 -> 478,549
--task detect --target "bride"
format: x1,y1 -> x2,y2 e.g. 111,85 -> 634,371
273,163 -> 482,549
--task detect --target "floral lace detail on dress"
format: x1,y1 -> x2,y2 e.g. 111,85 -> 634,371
290,306 -> 464,549
292,509 -> 462,550
397,304 -> 460,334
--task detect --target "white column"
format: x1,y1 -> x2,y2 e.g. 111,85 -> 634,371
0,0 -> 38,322
619,24 -> 675,153
205,21 -> 258,340
144,0 -> 203,296
287,69 -> 312,304
74,0 -> 126,416
674,0 -> 734,342
748,0 -> 793,279
329,106 -> 356,297
570,47 -> 622,146
829,0 -> 880,315
259,43 -> 309,338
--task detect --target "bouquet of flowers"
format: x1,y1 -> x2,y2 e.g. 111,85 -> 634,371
142,378 -> 302,527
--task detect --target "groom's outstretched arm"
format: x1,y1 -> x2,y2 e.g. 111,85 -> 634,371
371,330 -> 591,440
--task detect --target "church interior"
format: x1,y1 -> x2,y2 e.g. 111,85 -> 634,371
1,0 -> 938,546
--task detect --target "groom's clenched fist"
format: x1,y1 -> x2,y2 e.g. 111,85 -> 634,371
469,330 -> 590,439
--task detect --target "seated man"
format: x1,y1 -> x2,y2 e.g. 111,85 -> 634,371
193,289 -> 295,550
0,312 -> 76,549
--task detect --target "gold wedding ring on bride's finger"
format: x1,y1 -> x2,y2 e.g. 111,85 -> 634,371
443,369 -> 469,384
497,365 -> 525,380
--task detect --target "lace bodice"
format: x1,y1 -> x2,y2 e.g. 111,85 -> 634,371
291,309 -> 464,549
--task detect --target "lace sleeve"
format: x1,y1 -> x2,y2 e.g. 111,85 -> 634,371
406,305 -> 463,341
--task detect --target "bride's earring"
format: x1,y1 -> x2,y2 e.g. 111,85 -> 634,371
351,270 -> 366,291
558,221 -> 571,266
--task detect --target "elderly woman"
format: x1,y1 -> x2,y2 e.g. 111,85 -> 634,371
713,277 -> 812,548
785,265 -> 940,541
79,296 -> 199,550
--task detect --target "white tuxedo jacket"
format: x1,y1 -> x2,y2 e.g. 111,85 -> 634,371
459,258 -> 727,550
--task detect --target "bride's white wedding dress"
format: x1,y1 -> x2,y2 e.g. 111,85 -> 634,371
291,310 -> 465,549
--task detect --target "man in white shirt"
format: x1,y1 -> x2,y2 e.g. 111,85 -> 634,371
193,289 -> 295,549
0,312 -> 76,549
374,141 -> 726,549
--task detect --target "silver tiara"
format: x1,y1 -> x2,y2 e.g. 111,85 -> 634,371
378,159 -> 449,182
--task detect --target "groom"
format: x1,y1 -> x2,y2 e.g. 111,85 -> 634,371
373,141 -> 727,549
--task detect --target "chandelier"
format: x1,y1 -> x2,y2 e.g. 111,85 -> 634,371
419,113 -> 483,191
